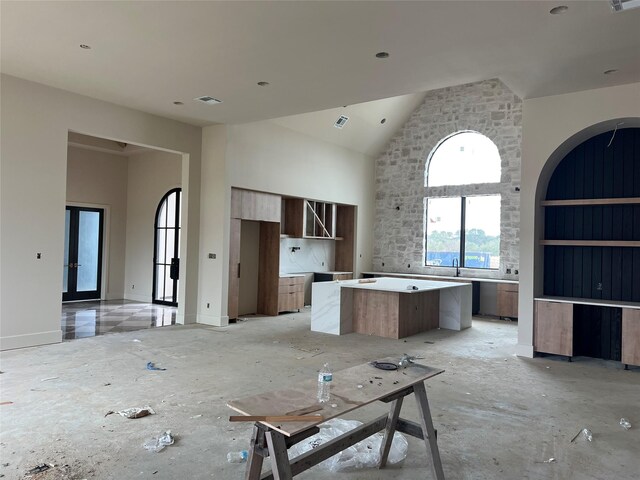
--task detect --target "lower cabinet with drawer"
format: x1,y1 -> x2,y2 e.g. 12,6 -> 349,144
497,283 -> 519,319
278,276 -> 304,313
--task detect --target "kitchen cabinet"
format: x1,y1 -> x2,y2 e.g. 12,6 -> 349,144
622,308 -> 640,368
278,275 -> 304,312
534,299 -> 573,357
231,188 -> 281,222
497,283 -> 518,319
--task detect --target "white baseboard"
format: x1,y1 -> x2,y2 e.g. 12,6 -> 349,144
196,313 -> 229,327
176,312 -> 197,325
105,292 -> 125,300
124,293 -> 152,303
515,343 -> 534,358
0,330 -> 62,351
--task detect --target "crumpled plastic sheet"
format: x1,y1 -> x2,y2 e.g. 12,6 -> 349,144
118,406 -> 156,419
144,430 -> 175,452
619,418 -> 631,430
287,418 -> 408,472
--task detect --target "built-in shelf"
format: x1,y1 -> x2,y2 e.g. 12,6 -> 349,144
535,296 -> 640,310
540,240 -> 640,247
540,197 -> 640,207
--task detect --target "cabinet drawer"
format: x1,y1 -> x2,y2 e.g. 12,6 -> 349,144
279,283 -> 304,294
278,292 -> 303,312
279,276 -> 304,286
334,273 -> 353,281
497,283 -> 519,294
534,300 -> 573,356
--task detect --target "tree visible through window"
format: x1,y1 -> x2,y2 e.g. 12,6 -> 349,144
425,131 -> 501,269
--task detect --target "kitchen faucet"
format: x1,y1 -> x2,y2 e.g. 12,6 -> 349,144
452,258 -> 460,277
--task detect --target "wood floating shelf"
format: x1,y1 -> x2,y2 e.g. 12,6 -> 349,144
540,197 -> 640,207
540,239 -> 640,247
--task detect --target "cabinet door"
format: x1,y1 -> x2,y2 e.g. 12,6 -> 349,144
497,284 -> 519,318
241,190 -> 281,222
622,308 -> 640,367
534,300 -> 573,356
227,219 -> 241,320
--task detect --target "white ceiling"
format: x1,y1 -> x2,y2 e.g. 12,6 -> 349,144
2,1 -> 639,129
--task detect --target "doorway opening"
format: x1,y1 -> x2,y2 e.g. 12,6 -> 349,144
63,206 -> 104,301
153,188 -> 181,306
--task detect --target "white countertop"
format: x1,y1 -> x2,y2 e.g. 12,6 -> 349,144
535,296 -> 640,309
362,271 -> 518,285
339,277 -> 471,293
279,273 -> 307,278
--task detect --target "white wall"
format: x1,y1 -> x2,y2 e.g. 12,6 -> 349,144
0,74 -> 202,350
198,120 -> 375,326
66,146 -> 129,300
124,150 -> 182,302
518,82 -> 640,357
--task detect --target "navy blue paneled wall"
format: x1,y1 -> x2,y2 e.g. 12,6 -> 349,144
543,128 -> 640,302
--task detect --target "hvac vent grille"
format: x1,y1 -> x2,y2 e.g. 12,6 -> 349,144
195,96 -> 223,104
334,115 -> 349,129
610,0 -> 640,12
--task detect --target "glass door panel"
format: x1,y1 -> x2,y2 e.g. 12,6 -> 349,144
153,189 -> 181,306
63,207 -> 103,301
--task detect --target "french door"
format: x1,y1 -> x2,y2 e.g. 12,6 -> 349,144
63,207 -> 104,301
152,188 -> 181,306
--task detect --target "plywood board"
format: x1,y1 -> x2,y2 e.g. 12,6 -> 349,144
228,358 -> 444,437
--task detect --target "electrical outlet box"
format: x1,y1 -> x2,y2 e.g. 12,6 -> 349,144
208,253 -> 216,259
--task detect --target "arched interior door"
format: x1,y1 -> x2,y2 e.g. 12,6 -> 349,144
153,188 -> 181,306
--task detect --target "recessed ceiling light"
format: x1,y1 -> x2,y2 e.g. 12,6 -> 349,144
549,5 -> 568,14
194,96 -> 223,105
375,51 -> 389,59
604,69 -> 618,74
380,118 -> 387,124
79,44 -> 91,49
257,81 -> 270,87
173,101 -> 184,105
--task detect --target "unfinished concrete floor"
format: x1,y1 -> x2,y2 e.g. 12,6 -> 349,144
1,310 -> 638,480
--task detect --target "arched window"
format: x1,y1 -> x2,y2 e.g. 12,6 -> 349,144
153,188 -> 181,306
425,131 -> 501,270
427,131 -> 501,186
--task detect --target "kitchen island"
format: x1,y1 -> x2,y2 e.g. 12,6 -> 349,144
311,277 -> 472,339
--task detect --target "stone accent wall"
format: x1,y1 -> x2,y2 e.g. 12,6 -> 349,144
373,78 -> 522,280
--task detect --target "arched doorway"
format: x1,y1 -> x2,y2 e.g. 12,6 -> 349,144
153,188 -> 181,306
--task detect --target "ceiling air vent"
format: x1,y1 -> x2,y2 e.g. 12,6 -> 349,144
610,0 -> 640,12
334,115 -> 349,129
195,96 -> 223,105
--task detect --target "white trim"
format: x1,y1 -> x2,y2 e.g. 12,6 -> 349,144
125,293 -> 152,303
515,343 -> 534,358
197,313 -> 229,327
1,330 -> 62,351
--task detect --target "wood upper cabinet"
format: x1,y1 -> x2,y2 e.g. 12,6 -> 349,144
622,308 -> 640,367
534,300 -> 573,356
282,198 -> 304,237
231,188 -> 281,222
497,283 -> 518,318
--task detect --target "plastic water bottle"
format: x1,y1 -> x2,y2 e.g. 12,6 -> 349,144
317,363 -> 332,403
227,450 -> 248,463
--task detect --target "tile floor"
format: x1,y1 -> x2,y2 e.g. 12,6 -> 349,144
61,299 -> 177,340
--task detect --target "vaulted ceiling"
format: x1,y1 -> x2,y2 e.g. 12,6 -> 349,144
2,1 -> 639,148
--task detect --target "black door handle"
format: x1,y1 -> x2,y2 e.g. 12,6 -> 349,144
170,258 -> 180,280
